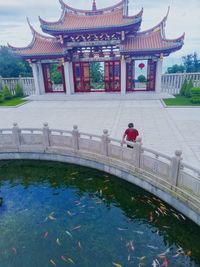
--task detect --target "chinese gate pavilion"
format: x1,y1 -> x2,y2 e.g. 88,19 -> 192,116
9,0 -> 184,95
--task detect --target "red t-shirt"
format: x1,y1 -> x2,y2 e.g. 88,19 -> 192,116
124,128 -> 139,142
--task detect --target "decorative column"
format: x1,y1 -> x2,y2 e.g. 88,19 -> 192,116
63,61 -> 72,95
32,63 -> 40,95
69,62 -> 75,94
37,63 -> 45,94
155,57 -> 163,93
121,56 -> 126,94
32,62 -> 45,95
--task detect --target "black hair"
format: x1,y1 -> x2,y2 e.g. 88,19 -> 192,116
128,123 -> 134,128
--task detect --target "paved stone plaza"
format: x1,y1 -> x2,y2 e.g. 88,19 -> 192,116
0,98 -> 200,168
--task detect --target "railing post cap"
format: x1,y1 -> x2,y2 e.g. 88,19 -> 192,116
73,125 -> 78,130
175,150 -> 182,157
136,136 -> 142,142
13,122 -> 18,127
43,122 -> 48,127
103,129 -> 108,135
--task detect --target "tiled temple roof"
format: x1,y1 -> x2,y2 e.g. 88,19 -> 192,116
8,23 -> 63,59
122,10 -> 185,55
39,1 -> 143,34
123,30 -> 184,55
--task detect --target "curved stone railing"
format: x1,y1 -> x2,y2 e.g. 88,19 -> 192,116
0,123 -> 200,225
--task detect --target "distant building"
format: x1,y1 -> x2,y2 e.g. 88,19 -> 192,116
9,0 -> 184,95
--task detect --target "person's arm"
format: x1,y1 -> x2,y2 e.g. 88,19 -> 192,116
121,130 -> 127,145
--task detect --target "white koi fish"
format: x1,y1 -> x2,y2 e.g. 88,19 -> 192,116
65,230 -> 73,238
56,238 -> 61,246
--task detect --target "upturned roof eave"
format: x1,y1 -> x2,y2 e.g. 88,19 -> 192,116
121,43 -> 184,55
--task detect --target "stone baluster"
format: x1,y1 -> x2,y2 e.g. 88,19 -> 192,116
133,136 -> 142,168
170,150 -> 182,186
101,129 -> 110,156
72,125 -> 79,152
43,122 -> 50,149
12,122 -> 21,149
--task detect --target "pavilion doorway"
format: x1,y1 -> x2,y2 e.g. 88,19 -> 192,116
126,59 -> 156,92
42,63 -> 66,93
73,61 -> 121,93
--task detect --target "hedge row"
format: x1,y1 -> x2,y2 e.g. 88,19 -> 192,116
0,84 -> 24,103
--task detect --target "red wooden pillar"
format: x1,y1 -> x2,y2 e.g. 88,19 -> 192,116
126,61 -> 135,91
147,59 -> 157,91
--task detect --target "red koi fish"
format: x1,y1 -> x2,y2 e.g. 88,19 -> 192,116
150,212 -> 153,222
162,257 -> 168,267
43,231 -> 48,239
61,256 -> 68,263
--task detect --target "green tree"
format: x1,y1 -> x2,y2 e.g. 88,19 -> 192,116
167,64 -> 185,74
2,85 -> 12,100
90,62 -> 104,89
50,64 -> 62,84
180,79 -> 188,96
0,46 -> 32,78
185,79 -> 194,98
182,52 -> 200,73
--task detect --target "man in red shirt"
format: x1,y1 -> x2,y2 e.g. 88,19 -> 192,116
122,123 -> 139,148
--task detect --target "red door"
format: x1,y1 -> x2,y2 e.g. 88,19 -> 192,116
126,62 -> 135,92
42,63 -> 66,93
104,61 -> 121,92
73,62 -> 91,92
147,59 -> 157,91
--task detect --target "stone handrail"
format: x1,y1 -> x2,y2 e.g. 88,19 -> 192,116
161,72 -> 200,95
0,76 -> 35,96
0,123 -> 200,225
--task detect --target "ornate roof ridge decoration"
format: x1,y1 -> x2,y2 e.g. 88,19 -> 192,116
8,19 -> 59,52
124,7 -> 143,19
59,0 -> 124,14
137,6 -> 170,37
39,0 -> 143,34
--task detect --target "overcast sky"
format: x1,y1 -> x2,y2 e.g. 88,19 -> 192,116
0,0 -> 199,68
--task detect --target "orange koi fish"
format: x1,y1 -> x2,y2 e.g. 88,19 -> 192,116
72,225 -> 81,230
49,259 -> 56,266
61,256 -> 68,262
43,232 -> 48,239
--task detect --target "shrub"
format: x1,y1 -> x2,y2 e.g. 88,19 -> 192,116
180,79 -> 187,96
2,85 -> 12,100
14,83 -> 24,97
137,75 -> 147,83
191,87 -> 200,104
185,79 -> 194,98
0,93 -> 4,103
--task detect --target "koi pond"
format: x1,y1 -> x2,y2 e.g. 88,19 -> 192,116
0,160 -> 200,267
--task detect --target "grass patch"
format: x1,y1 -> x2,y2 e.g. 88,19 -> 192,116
0,97 -> 27,107
163,95 -> 200,106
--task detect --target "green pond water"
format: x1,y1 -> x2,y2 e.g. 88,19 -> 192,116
0,160 -> 200,267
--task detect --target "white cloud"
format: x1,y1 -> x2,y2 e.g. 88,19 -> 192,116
0,0 -> 199,64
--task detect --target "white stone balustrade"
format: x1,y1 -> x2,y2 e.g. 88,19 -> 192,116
1,72 -> 200,96
0,123 -> 200,225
